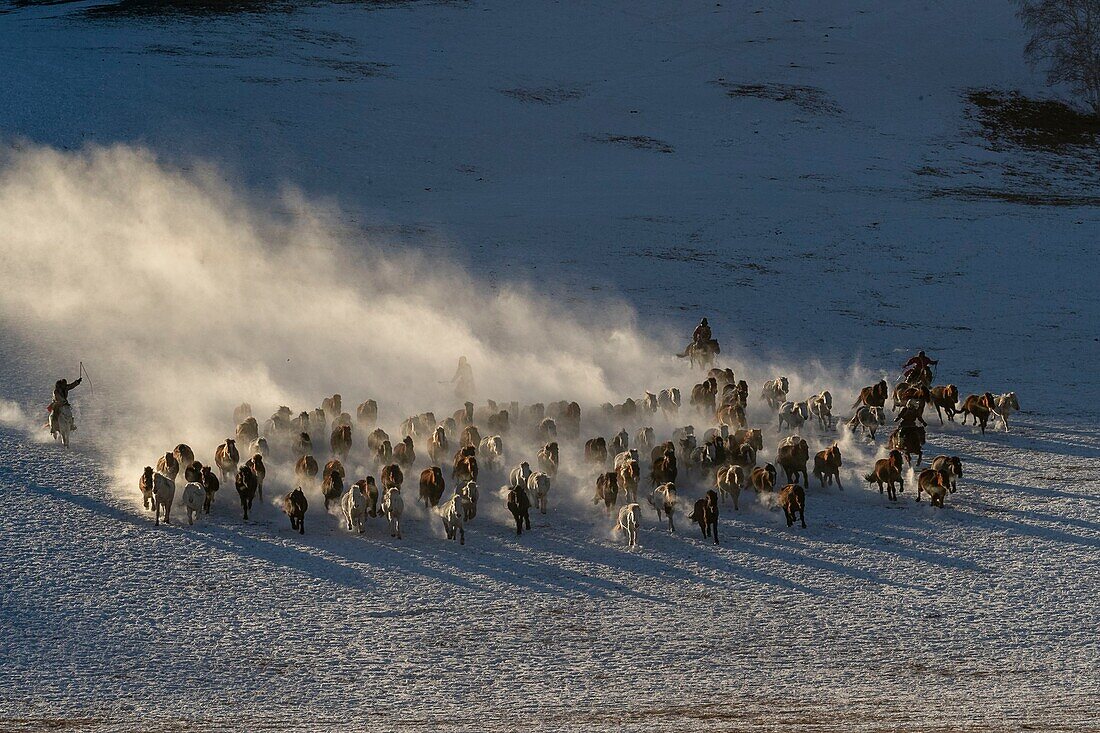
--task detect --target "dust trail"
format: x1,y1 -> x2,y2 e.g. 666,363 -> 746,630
0,142 -> 883,510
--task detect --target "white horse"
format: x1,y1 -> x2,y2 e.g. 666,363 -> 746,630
613,448 -> 639,471
991,392 -> 1020,431
778,401 -> 809,431
647,482 -> 678,532
341,482 -> 367,533
478,435 -> 504,471
508,461 -> 533,490
847,406 -> 885,440
381,487 -> 403,539
438,493 -> 468,543
152,472 -> 175,526
616,503 -> 641,547
527,472 -> 550,515
180,482 -> 205,526
761,377 -> 789,410
808,390 -> 833,429
48,402 -> 74,447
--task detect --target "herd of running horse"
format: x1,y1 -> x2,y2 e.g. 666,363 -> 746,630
132,354 -> 1020,548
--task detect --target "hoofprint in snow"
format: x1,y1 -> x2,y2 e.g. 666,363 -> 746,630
1,0 -> 1099,731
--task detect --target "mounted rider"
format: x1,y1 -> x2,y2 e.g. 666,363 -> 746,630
691,318 -> 712,347
677,317 -> 720,367
49,376 -> 81,433
902,350 -> 937,382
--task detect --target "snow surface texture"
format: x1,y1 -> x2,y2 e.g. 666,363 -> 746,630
0,0 -> 1098,731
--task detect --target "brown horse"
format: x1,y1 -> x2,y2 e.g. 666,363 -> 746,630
812,443 -> 843,489
617,458 -> 640,504
584,437 -> 608,467
690,378 -> 718,415
321,394 -> 342,422
419,466 -> 445,508
356,399 -> 378,429
381,463 -> 404,491
715,402 -> 746,429
916,469 -> 950,508
356,477 -> 380,517
183,460 -> 202,484
214,439 -> 240,482
865,449 -> 905,501
246,454 -> 266,500
777,484 -> 806,528
199,465 -> 220,513
330,424 -> 352,460
776,437 -> 809,487
236,417 -> 259,446
893,383 -> 931,411
929,385 -> 960,424
749,463 -> 777,493
650,447 -> 677,486
733,428 -> 763,451
428,426 -> 449,465
959,392 -> 995,434
594,472 -> 619,516
295,454 -> 319,485
852,379 -> 889,409
321,469 -> 344,510
173,444 -> 195,472
156,451 -> 179,482
319,455 -> 341,478
393,435 -> 416,469
452,446 -> 479,483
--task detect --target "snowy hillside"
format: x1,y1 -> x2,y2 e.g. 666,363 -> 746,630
1,0 -> 1098,730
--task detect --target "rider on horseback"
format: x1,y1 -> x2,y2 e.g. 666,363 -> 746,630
691,318 -> 712,347
902,350 -> 937,381
49,376 -> 81,432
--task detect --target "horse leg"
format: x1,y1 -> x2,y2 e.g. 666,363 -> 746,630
799,508 -> 806,529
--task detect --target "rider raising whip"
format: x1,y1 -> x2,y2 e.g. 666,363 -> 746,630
902,350 -> 937,381
47,374 -> 82,439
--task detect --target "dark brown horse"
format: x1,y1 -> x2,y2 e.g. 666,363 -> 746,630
888,425 -> 926,466
419,466 -> 445,508
283,487 -> 308,534
688,490 -> 719,544
507,484 -> 532,535
235,465 -> 258,520
777,484 -> 806,528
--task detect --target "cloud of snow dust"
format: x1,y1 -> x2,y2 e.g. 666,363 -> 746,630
0,142 -> 885,517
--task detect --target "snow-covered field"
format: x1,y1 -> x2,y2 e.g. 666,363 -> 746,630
1,1 -> 1098,730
